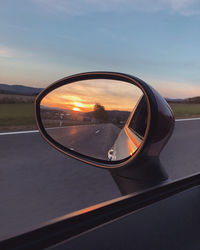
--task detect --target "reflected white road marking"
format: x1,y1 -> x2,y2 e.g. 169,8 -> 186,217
0,117 -> 200,136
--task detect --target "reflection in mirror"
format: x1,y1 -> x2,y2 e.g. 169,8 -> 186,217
40,79 -> 148,161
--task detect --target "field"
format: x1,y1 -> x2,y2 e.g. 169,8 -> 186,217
0,103 -> 36,131
1,102 -> 200,132
169,103 -> 200,118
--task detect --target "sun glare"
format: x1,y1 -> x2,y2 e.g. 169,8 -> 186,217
73,107 -> 80,111
74,102 -> 83,107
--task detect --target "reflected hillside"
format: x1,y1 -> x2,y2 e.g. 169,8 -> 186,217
41,105 -> 131,129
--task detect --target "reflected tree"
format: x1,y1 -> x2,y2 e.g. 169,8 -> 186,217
93,103 -> 108,123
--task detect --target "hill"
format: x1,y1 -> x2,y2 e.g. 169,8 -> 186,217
166,96 -> 200,104
0,83 -> 43,96
184,96 -> 200,104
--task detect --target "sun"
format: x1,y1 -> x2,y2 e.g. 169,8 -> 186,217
73,107 -> 80,111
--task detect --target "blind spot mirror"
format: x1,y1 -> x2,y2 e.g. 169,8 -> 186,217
39,79 -> 148,162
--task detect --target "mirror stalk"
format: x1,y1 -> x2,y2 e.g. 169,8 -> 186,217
110,157 -> 168,195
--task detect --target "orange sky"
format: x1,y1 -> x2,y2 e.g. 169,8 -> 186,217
41,79 -> 143,113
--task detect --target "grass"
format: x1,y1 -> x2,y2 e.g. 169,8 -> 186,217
0,103 -> 35,126
169,103 -> 200,118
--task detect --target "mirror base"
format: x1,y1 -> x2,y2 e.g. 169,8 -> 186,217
110,157 -> 168,195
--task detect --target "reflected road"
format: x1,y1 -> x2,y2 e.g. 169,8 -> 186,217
47,124 -> 120,160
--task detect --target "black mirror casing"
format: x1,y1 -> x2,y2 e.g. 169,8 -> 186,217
35,72 -> 175,194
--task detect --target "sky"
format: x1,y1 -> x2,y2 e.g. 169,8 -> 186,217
0,0 -> 200,98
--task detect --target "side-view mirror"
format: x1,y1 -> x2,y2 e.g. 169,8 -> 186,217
35,72 -> 175,194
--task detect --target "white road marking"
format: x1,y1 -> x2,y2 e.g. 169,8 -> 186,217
175,118 -> 200,122
0,126 -> 67,136
0,130 -> 39,136
0,117 -> 200,136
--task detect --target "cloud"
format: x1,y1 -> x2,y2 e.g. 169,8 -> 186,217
0,46 -> 15,58
151,79 -> 200,98
165,0 -> 200,15
0,45 -> 35,59
33,0 -> 200,16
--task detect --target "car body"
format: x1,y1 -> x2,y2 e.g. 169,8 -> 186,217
108,95 -> 146,161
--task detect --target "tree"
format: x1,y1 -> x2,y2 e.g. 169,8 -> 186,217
93,103 -> 108,123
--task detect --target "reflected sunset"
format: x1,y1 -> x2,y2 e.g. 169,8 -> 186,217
40,77 -> 148,161
41,79 -> 143,113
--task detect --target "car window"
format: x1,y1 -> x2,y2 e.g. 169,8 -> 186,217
128,95 -> 148,139
0,0 -> 200,242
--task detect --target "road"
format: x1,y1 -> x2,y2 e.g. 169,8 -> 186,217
47,123 -> 120,160
0,119 -> 200,239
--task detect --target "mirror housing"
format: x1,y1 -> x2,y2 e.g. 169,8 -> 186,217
35,72 -> 175,193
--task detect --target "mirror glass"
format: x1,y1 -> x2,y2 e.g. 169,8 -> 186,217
40,79 -> 148,162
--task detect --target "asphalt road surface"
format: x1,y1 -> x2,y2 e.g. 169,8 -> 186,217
0,119 -> 200,239
47,123 -> 120,160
